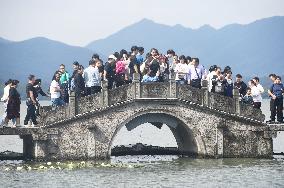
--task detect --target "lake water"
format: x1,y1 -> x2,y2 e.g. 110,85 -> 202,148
0,99 -> 283,187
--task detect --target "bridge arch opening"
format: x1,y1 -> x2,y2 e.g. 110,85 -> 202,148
109,112 -> 198,157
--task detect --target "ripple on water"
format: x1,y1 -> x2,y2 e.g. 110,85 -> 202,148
0,156 -> 284,187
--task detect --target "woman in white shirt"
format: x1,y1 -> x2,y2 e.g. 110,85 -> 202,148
207,65 -> 217,92
174,55 -> 188,85
0,79 -> 13,126
50,72 -> 65,107
249,80 -> 262,109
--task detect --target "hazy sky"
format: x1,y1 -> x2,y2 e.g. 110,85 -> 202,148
0,0 -> 284,46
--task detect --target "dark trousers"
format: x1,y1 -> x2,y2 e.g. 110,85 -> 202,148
85,86 -> 101,96
270,99 -> 274,111
61,83 -> 69,103
115,74 -> 125,88
108,79 -> 114,90
253,102 -> 262,109
75,90 -> 85,99
271,98 -> 283,122
24,104 -> 37,123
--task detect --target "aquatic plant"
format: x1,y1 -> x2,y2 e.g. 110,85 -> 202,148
2,160 -> 144,172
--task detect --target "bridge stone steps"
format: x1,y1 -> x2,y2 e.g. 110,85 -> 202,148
268,124 -> 284,131
0,127 -> 40,135
0,126 -> 58,136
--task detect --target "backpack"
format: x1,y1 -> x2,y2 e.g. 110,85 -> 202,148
116,61 -> 126,74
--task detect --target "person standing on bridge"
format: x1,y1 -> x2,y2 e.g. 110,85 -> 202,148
211,67 -> 226,94
166,49 -> 176,74
92,54 -> 104,80
207,65 -> 217,92
69,61 -> 80,92
252,77 -> 264,107
58,64 -> 69,104
50,73 -> 65,107
0,79 -> 15,127
24,75 -> 38,126
158,55 -> 169,82
268,76 -> 284,123
249,80 -> 262,109
84,60 -> 101,95
174,55 -> 188,85
234,74 -> 247,99
136,47 -> 144,80
74,65 -> 86,99
145,48 -> 160,76
224,71 -> 234,97
267,74 -> 277,123
33,79 -> 49,117
187,58 -> 206,89
104,55 -> 117,90
4,80 -> 21,127
129,46 -> 139,81
115,50 -> 128,87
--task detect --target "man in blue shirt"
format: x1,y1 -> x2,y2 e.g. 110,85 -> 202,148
136,47 -> 144,65
136,47 -> 144,81
268,76 -> 284,123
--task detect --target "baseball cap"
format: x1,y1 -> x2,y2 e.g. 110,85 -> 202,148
108,54 -> 117,60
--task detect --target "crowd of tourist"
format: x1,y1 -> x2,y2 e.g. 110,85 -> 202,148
0,46 -> 284,127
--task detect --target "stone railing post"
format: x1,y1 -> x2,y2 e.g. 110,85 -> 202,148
68,91 -> 76,116
233,88 -> 240,114
201,80 -> 209,106
169,72 -> 177,98
101,80 -> 109,107
133,73 -> 141,99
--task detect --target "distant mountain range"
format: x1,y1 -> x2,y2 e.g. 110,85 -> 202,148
87,16 -> 284,77
0,16 -> 284,95
0,37 -> 98,95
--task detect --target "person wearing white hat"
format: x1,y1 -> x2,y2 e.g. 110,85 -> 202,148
104,54 -> 117,89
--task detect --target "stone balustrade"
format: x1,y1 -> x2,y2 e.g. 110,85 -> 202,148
40,73 -> 265,126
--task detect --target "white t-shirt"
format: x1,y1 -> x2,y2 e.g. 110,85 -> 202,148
257,84 -> 264,94
251,86 -> 262,102
1,85 -> 10,102
207,71 -> 216,92
174,63 -> 189,80
83,66 -> 101,87
50,80 -> 61,99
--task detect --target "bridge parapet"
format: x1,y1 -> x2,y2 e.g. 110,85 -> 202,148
208,92 -> 235,114
108,84 -> 134,105
77,92 -> 102,114
177,85 -> 203,104
40,105 -> 72,125
40,73 -> 265,126
141,82 -> 171,98
240,103 -> 265,122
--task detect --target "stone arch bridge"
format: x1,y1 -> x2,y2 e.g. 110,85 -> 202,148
0,74 -> 278,160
